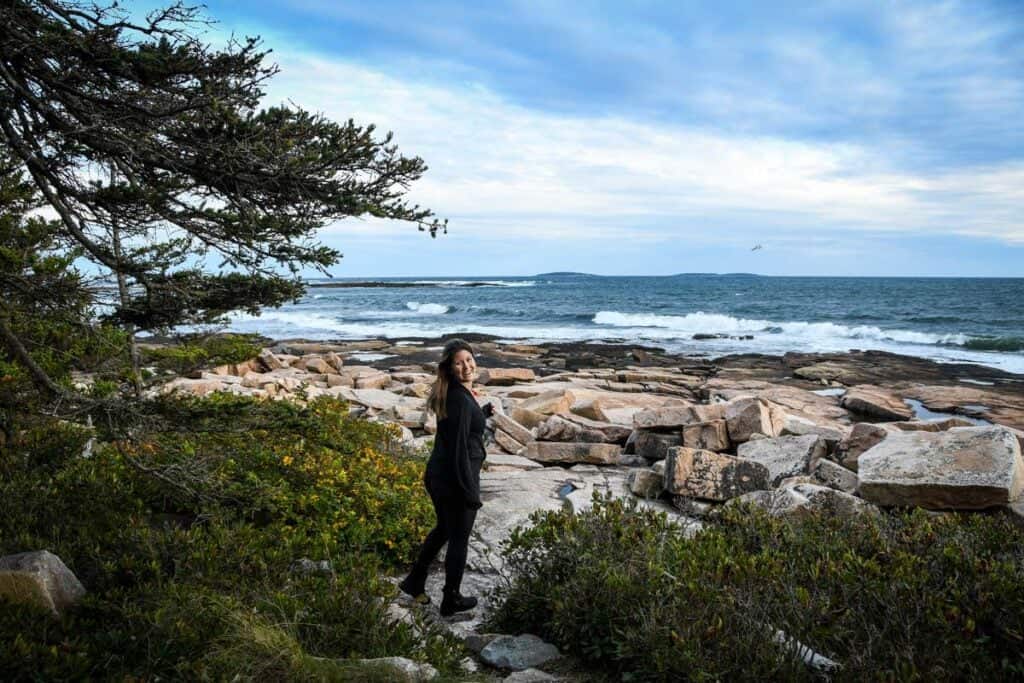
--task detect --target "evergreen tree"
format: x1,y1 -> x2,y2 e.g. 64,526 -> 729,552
0,0 -> 443,397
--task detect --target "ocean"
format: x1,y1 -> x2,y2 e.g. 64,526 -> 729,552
221,274 -> 1024,374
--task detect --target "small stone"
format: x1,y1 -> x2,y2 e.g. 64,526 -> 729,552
628,468 -> 664,498
353,656 -> 438,681
670,495 -> 716,517
504,669 -> 560,682
480,634 -> 561,671
290,558 -> 333,575
0,550 -> 86,617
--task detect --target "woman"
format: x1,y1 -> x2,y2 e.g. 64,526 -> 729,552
399,338 -> 490,616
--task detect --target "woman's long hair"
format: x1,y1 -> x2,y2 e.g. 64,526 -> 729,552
427,338 -> 475,420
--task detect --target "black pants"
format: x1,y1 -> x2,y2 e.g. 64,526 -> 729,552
404,477 -> 478,594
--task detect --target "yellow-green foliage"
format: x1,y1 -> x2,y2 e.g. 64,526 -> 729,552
0,395 -> 461,680
489,495 -> 1024,682
141,332 -> 264,375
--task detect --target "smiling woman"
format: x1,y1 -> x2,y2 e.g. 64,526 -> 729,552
400,338 -> 491,617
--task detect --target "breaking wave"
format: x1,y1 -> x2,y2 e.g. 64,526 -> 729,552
592,310 -> 971,347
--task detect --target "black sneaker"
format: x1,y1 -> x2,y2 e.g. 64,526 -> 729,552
398,577 -> 431,605
440,591 -> 477,617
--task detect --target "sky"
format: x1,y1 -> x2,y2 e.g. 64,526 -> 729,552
147,1 -> 1023,277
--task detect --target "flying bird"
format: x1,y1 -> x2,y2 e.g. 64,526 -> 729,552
751,244 -> 763,251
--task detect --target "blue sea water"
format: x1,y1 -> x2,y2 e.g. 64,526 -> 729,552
221,274 -> 1024,374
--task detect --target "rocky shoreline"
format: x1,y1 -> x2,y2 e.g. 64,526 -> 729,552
151,334 -> 1024,678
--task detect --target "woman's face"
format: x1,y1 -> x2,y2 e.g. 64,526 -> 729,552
451,349 -> 476,384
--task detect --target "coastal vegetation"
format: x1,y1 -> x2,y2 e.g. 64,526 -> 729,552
489,495 -> 1024,681
0,393 -> 465,679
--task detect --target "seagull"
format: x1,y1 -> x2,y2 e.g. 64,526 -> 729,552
751,244 -> 763,251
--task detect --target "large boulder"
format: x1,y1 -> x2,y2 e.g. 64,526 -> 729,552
835,423 -> 893,472
535,415 -> 603,443
682,420 -> 730,452
558,414 -> 632,443
858,426 -> 1024,510
257,348 -> 285,371
729,483 -> 878,518
840,385 -> 912,421
0,550 -> 86,617
633,404 -> 696,429
478,368 -> 536,385
813,459 -> 858,493
736,435 -> 826,487
353,370 -> 391,390
519,390 -> 575,416
780,415 -> 847,449
664,447 -> 770,501
511,406 -> 547,430
571,398 -> 609,422
492,413 -> 534,445
523,442 -> 621,465
494,429 -> 526,454
634,430 -> 682,461
301,356 -> 339,375
724,397 -> 785,443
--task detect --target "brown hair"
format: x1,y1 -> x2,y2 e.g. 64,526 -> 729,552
427,338 -> 475,420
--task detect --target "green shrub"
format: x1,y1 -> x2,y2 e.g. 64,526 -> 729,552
141,332 -> 264,375
0,395 -> 462,680
488,495 -> 1024,682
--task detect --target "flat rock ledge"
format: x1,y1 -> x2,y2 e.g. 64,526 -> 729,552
858,426 -> 1024,509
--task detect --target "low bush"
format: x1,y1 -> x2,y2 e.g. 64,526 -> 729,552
0,395 -> 462,680
141,332 -> 265,375
488,495 -> 1024,681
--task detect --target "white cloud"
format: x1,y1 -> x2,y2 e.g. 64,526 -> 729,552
266,51 -> 1024,244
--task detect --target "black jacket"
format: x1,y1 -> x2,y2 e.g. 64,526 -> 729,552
425,382 -> 487,509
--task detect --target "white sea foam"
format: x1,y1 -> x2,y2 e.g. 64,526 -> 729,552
592,311 -> 969,347
213,307 -> 1024,374
410,280 -> 536,288
405,301 -> 450,314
